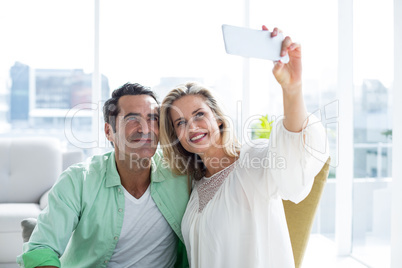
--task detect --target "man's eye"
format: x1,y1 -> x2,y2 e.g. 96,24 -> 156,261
150,116 -> 159,121
127,116 -> 139,122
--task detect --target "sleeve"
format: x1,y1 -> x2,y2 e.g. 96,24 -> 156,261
174,240 -> 189,268
267,113 -> 330,204
16,170 -> 82,268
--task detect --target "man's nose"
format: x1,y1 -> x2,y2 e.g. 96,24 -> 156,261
138,120 -> 150,134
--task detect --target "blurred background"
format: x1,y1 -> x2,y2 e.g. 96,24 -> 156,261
0,0 -> 399,267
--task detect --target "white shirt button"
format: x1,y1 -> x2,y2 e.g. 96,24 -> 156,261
104,260 -> 108,264
118,208 -> 123,212
114,236 -> 118,240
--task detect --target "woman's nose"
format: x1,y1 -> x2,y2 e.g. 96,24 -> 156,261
187,119 -> 199,131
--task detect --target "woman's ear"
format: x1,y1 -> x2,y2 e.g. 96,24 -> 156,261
218,119 -> 223,128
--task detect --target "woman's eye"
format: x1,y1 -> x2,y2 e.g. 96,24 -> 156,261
195,112 -> 204,118
177,120 -> 186,127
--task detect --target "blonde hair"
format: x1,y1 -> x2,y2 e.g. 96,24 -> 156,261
160,82 -> 240,182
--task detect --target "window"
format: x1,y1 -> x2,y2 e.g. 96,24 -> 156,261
249,0 -> 339,243
100,0 -> 244,148
0,0 -> 94,155
352,0 -> 393,266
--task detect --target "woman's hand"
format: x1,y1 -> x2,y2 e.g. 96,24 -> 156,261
262,25 -> 302,95
262,25 -> 307,132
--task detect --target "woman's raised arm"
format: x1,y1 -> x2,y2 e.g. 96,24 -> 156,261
263,25 -> 308,133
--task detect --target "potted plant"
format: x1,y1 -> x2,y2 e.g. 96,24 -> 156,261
251,114 -> 274,140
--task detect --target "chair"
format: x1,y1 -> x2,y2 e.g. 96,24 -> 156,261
283,157 -> 331,268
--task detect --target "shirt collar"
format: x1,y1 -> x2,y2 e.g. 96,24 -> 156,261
105,151 -> 121,187
150,154 -> 165,183
105,151 -> 165,187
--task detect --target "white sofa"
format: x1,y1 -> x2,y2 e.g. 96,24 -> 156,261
0,137 -> 83,267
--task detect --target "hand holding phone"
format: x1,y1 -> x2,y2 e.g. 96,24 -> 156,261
221,24 -> 290,63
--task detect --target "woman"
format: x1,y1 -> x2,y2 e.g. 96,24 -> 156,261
159,26 -> 329,268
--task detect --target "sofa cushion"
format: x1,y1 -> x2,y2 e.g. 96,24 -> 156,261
0,137 -> 62,203
0,203 -> 41,232
62,150 -> 84,171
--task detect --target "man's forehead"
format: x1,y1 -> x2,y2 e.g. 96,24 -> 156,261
118,95 -> 159,113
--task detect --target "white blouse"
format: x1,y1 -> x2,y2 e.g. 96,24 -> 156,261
181,114 -> 330,268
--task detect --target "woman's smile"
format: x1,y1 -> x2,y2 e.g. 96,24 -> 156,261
189,132 -> 207,143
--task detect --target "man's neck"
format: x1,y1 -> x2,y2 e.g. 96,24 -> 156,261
115,154 -> 152,199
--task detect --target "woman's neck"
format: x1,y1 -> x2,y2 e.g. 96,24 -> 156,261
199,148 -> 238,178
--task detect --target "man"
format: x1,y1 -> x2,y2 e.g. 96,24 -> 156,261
16,83 -> 189,268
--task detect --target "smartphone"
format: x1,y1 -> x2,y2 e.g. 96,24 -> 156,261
221,24 -> 289,63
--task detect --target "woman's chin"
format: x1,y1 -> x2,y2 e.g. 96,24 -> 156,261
183,138 -> 223,156
186,143 -> 215,156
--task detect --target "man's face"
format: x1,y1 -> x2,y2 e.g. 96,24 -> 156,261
106,95 -> 159,161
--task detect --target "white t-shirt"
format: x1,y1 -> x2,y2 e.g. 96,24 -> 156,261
181,114 -> 329,268
108,186 -> 177,268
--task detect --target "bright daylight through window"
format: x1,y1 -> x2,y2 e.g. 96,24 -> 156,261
0,0 -> 398,267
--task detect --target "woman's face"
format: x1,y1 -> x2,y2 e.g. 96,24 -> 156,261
169,95 -> 223,156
